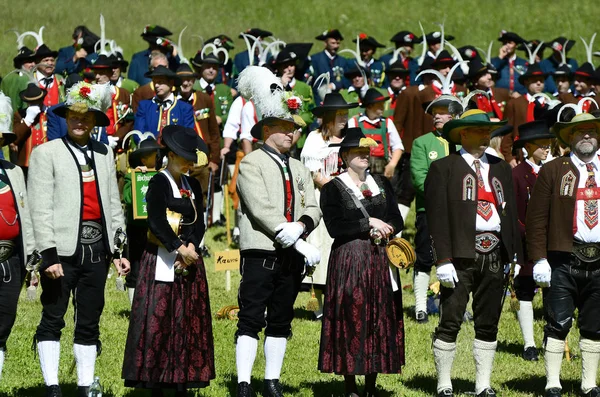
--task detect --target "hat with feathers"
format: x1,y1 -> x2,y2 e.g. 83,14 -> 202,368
52,82 -> 112,126
237,66 -> 306,140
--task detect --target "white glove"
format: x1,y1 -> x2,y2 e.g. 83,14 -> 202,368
274,222 -> 304,248
533,258 -> 551,287
107,136 -> 119,149
514,264 -> 521,278
24,105 -> 41,126
436,263 -> 459,288
294,239 -> 321,267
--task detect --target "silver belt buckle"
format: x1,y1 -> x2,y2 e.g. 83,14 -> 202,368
475,232 -> 500,254
0,240 -> 16,263
80,221 -> 103,244
573,242 -> 600,263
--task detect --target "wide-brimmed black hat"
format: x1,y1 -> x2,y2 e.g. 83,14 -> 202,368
13,46 -> 35,69
273,47 -> 300,66
518,63 -> 549,85
275,43 -> 312,68
574,62 -> 596,81
145,65 -> 180,84
337,127 -> 378,151
312,92 -> 358,116
90,54 -> 116,69
418,56 -> 435,73
109,53 -> 129,70
207,35 -> 235,51
128,137 -> 161,168
553,64 -> 573,79
34,44 -> 58,59
491,123 -> 513,139
432,50 -> 456,68
191,52 -> 222,68
466,58 -> 489,80
422,31 -> 455,45
387,60 -> 410,75
344,64 -> 371,79
0,130 -> 17,147
316,29 -> 343,41
176,63 -> 198,79
513,120 -> 555,148
487,63 -> 498,77
362,88 -> 389,107
390,31 -> 417,46
549,37 -> 576,53
498,31 -> 525,44
518,39 -> 548,58
161,125 -> 209,163
239,28 -> 272,39
353,34 -> 385,49
141,25 -> 172,41
19,83 -> 46,103
458,45 -> 481,61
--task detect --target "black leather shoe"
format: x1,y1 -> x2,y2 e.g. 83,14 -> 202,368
523,346 -> 539,361
476,388 -> 496,397
545,388 -> 561,397
416,311 -> 428,323
77,386 -> 89,397
263,379 -> 284,397
200,246 -> 211,258
46,385 -> 62,397
237,381 -> 254,397
437,389 -> 453,397
583,386 -> 600,397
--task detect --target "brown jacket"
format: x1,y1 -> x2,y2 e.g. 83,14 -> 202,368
492,87 -> 511,112
501,96 -> 528,161
526,155 -> 582,261
182,91 -> 221,165
131,82 -> 154,113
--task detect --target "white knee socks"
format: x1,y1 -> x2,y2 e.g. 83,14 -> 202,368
545,337 -> 565,391
38,341 -> 60,386
414,271 -> 431,314
517,301 -> 536,349
314,289 -> 324,319
212,190 -> 224,222
433,339 -> 456,393
264,337 -> 287,380
236,335 -> 258,384
74,344 -> 97,387
128,288 -> 135,305
580,338 -> 600,393
473,339 -> 497,394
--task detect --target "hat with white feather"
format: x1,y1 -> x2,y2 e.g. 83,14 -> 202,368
52,82 -> 112,126
236,66 -> 306,140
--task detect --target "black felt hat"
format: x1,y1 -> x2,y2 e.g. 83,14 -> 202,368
161,125 -> 209,163
498,31 -> 525,44
361,88 -> 389,107
353,34 -> 385,49
206,35 -> 235,50
390,31 -> 417,46
466,58 -> 489,80
144,65 -> 181,84
337,127 -> 378,151
128,137 -> 162,168
518,63 -> 549,85
90,54 -> 117,69
553,64 -> 573,78
312,92 -> 359,116
574,62 -> 597,81
387,60 -> 410,75
344,64 -> 370,79
458,45 -> 481,61
176,63 -> 198,78
491,123 -> 513,139
513,120 -> 555,147
432,50 -> 456,68
191,52 -> 222,68
141,25 -> 172,40
13,46 -> 35,69
239,28 -> 272,39
423,31 -> 455,45
19,83 -> 46,102
34,44 -> 58,59
316,29 -> 344,41
549,37 -> 576,53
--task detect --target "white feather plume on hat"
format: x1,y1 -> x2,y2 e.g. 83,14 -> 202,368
0,93 -> 13,134
64,81 -> 112,113
237,66 -> 290,120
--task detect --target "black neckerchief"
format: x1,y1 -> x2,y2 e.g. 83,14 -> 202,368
65,136 -> 95,169
262,143 -> 289,164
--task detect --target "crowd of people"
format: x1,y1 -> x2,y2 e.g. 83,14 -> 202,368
1,19 -> 600,397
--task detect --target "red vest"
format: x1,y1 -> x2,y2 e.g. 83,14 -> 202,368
0,185 -> 20,240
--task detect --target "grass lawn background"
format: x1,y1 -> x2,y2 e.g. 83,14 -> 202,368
0,1 -> 597,395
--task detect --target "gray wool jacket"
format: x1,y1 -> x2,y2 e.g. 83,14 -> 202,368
237,147 -> 321,253
27,138 -> 125,267
1,160 -> 35,267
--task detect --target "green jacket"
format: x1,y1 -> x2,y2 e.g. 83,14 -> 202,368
339,87 -> 387,119
410,131 -> 460,212
193,80 -> 233,122
119,78 -> 139,94
290,79 -> 316,148
1,72 -> 30,111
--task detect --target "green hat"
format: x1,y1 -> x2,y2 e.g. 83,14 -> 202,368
442,109 -> 507,145
553,112 -> 600,146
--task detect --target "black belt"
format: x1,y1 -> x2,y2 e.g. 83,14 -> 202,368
475,232 -> 501,254
81,221 -> 103,244
0,240 -> 16,263
572,240 -> 600,263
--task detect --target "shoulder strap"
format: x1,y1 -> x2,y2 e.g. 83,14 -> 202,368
332,178 -> 370,219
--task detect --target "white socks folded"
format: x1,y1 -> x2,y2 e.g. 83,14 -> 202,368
414,271 -> 431,314
236,335 -> 258,384
473,339 -> 497,394
212,190 -> 224,222
74,344 -> 97,387
433,339 -> 456,393
128,288 -> 135,305
38,341 -> 60,386
545,337 -> 565,391
580,338 -> 600,393
264,337 -> 287,380
517,301 -> 536,349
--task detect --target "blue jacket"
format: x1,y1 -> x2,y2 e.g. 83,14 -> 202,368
128,49 -> 181,86
491,56 -> 529,95
379,54 -> 419,86
134,98 -> 194,138
55,46 -> 98,75
310,50 -> 350,102
46,103 -> 109,145
539,56 -> 579,95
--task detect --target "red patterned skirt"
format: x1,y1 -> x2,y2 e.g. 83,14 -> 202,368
318,238 -> 405,375
122,244 -> 215,390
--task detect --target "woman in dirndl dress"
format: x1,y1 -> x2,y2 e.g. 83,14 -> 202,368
122,125 -> 215,396
300,93 -> 358,318
318,128 -> 405,397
